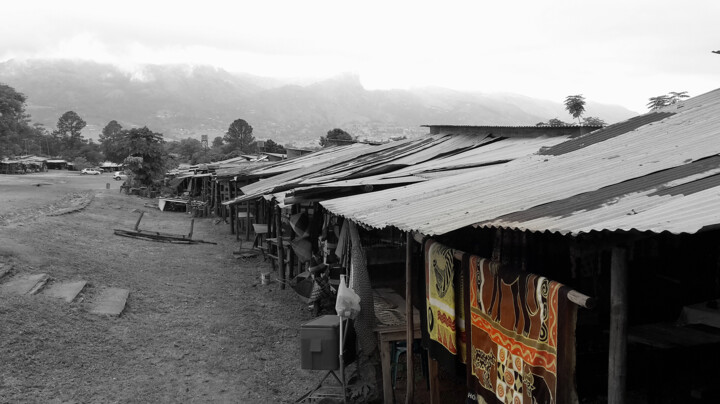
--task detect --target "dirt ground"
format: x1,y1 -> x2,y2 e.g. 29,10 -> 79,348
0,171 -> 327,403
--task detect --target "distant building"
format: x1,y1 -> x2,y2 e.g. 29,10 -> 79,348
261,152 -> 287,162
286,147 -> 315,159
424,124 -> 601,138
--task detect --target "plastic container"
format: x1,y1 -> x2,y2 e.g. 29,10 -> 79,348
300,315 -> 340,370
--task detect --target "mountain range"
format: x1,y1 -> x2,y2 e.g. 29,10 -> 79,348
0,59 -> 638,148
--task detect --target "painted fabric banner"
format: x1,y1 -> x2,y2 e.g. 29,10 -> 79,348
464,256 -> 577,404
424,239 -> 466,370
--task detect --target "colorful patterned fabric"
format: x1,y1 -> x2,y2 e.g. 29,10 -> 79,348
464,256 -> 577,404
424,240 -> 466,370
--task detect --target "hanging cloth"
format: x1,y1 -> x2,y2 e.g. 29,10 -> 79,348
463,255 -> 577,404
335,219 -> 350,268
347,220 -> 376,355
423,239 -> 467,378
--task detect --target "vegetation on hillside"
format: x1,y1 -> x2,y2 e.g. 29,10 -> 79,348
0,81 -> 287,169
536,95 -> 606,128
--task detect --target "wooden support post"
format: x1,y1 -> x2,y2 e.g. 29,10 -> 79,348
214,181 -> 221,217
228,184 -> 235,235
428,355 -> 440,404
267,200 -> 273,237
245,201 -> 251,241
609,246 -> 628,404
275,204 -> 286,290
405,232 -> 415,404
204,178 -> 210,217
220,183 -> 226,221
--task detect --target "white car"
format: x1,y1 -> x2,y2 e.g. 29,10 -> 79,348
81,168 -> 101,175
113,171 -> 127,181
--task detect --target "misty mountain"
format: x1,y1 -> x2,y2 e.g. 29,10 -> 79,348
0,59 -> 637,147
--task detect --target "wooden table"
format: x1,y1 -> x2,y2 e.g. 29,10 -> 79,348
677,299 -> 720,329
373,288 -> 421,404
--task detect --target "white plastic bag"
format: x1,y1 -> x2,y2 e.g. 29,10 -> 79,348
335,275 -> 361,319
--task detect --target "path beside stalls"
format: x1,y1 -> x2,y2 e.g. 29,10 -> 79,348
0,172 -> 328,403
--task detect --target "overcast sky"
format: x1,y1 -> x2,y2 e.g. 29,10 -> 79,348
2,0 -> 718,113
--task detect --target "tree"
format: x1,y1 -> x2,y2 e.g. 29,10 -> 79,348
264,139 -> 286,154
100,120 -> 122,140
53,111 -> 87,156
71,156 -> 90,171
99,120 -> 126,162
564,95 -> 586,124
668,91 -> 689,103
582,116 -> 606,127
211,136 -> 224,149
319,128 -> 353,147
0,83 -> 29,158
647,95 -> 670,110
548,118 -> 569,127
122,127 -> 166,186
176,138 -> 203,162
223,119 -> 255,153
647,91 -> 689,110
76,142 -> 103,164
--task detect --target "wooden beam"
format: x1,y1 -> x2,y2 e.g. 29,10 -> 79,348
405,232 -> 415,403
410,232 -> 596,309
608,246 -> 628,404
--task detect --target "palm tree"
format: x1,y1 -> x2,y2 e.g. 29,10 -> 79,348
668,91 -> 689,104
647,91 -> 689,110
647,95 -> 671,110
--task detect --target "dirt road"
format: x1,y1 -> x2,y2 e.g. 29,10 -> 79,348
0,172 -> 321,403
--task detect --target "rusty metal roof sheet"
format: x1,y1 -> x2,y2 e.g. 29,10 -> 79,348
225,130 -> 569,206
321,88 -> 720,236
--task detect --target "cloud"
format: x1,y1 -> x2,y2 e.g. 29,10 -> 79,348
2,0 -> 719,112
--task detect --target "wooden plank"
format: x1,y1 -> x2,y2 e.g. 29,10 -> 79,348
90,287 -> 129,316
0,273 -> 49,295
628,323 -> 720,349
609,246 -> 628,404
43,280 -> 87,303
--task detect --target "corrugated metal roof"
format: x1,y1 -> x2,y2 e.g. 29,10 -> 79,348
384,135 -> 570,177
247,143 -> 374,177
225,130 -> 568,206
235,143 -> 389,198
321,88 -> 720,236
538,112 -> 675,156
422,124 -> 604,130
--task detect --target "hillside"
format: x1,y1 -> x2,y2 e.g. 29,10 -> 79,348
0,59 -> 637,147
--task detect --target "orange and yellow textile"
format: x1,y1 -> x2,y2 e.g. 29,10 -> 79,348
464,256 -> 576,404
